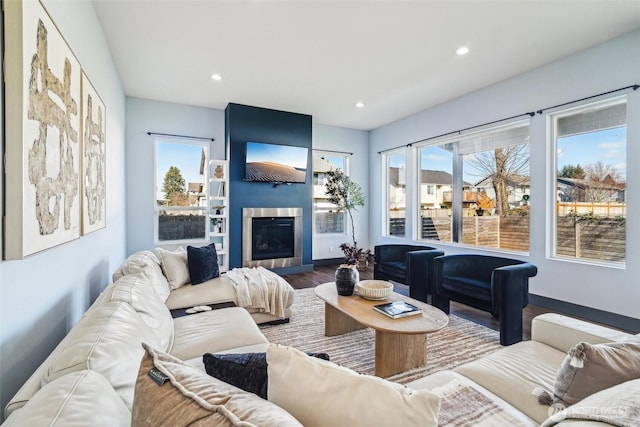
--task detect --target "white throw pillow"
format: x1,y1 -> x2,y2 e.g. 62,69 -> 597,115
157,246 -> 190,289
266,344 -> 440,427
133,343 -> 303,427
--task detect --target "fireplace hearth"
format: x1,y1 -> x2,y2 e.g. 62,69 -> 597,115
242,207 -> 302,268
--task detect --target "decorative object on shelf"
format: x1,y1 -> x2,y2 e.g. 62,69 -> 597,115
214,164 -> 224,179
355,280 -> 393,300
210,217 -> 223,233
209,160 -> 228,272
325,169 -> 374,268
335,264 -> 359,296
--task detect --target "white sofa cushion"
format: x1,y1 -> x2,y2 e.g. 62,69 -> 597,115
133,343 -> 302,427
43,302 -> 160,409
2,370 -> 130,427
156,246 -> 190,289
97,274 -> 175,352
532,313 -> 636,353
267,344 -> 441,427
407,370 -> 537,426
171,307 -> 269,361
164,276 -> 238,310
455,340 -> 567,424
112,250 -> 171,302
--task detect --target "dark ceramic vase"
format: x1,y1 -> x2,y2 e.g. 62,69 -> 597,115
335,264 -> 359,296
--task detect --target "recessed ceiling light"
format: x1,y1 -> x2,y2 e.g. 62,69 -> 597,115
211,73 -> 223,81
355,101 -> 365,108
456,46 -> 469,55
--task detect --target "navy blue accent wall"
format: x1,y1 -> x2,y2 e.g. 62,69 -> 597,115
226,103 -> 313,273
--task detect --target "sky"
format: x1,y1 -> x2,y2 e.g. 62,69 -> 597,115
557,127 -> 626,179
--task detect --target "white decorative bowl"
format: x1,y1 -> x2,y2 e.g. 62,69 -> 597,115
356,280 -> 393,300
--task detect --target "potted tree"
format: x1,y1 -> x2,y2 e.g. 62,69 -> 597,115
325,169 -> 374,271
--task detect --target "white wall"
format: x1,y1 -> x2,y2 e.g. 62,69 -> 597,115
125,97 -> 226,255
312,124 -> 370,260
369,31 -> 640,322
0,0 -> 126,418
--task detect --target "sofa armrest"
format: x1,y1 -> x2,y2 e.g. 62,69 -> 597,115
4,359 -> 50,418
531,313 -> 635,353
406,249 -> 444,301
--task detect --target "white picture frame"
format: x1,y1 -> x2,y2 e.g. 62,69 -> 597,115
81,71 -> 107,235
4,0 -> 82,259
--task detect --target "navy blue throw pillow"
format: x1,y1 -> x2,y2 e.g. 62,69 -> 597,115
187,243 -> 219,285
203,351 -> 330,399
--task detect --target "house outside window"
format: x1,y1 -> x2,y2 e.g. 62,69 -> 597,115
418,144 -> 454,242
417,120 -> 531,251
313,152 -> 347,234
383,149 -> 406,237
155,138 -> 209,243
550,97 -> 626,265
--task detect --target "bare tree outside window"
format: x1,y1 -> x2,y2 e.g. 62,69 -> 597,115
464,144 -> 530,215
415,121 -> 531,251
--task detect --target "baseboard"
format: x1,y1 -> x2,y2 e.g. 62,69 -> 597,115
529,294 -> 640,333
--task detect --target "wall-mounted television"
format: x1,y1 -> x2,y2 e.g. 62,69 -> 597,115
245,141 -> 309,183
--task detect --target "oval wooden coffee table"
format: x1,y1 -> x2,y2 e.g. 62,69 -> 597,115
314,282 -> 449,377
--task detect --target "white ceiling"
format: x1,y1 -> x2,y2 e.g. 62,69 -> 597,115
92,0 -> 640,131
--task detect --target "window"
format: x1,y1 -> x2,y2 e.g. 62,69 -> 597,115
313,152 -> 347,234
417,120 -> 531,250
418,144 -> 453,242
155,138 -> 209,243
551,97 -> 626,265
383,149 -> 406,237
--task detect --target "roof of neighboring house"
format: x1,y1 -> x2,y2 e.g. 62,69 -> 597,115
474,174 -> 530,188
420,170 -> 454,185
188,182 -> 203,193
313,157 -> 339,174
557,177 -> 625,191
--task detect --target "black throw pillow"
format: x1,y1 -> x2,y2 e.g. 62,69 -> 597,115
203,351 -> 330,400
187,243 -> 219,285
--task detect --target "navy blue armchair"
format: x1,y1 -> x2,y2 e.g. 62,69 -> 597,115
431,254 -> 537,346
373,244 -> 444,303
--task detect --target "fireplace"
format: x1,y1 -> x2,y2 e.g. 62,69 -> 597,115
242,207 -> 302,268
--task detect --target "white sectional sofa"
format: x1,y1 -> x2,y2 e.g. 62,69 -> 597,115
3,250 -> 638,426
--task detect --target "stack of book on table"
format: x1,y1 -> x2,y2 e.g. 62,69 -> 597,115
373,301 -> 422,319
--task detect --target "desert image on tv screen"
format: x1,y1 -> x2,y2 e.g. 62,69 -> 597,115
245,142 -> 308,183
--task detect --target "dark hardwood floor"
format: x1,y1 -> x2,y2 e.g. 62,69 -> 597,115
282,264 -> 553,340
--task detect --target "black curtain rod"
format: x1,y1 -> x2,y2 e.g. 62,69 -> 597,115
535,84 -> 639,114
378,111 -> 535,154
315,149 -> 353,156
378,84 -> 638,155
147,131 -> 215,142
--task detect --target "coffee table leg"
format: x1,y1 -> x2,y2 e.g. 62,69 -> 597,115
375,331 -> 427,377
324,302 -> 366,336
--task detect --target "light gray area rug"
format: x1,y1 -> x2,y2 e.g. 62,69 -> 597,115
260,287 -> 502,384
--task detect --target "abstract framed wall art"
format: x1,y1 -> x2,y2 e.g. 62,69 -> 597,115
4,0 -> 81,259
81,72 -> 107,235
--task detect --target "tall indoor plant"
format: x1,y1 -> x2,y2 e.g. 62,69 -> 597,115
325,169 -> 373,267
